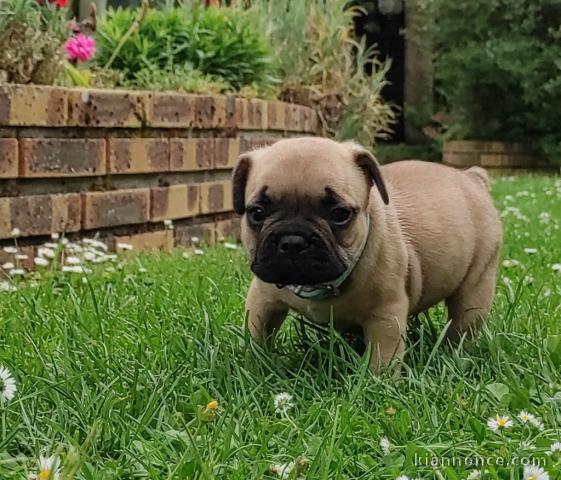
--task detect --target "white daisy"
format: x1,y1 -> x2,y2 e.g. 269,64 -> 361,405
62,266 -> 88,274
38,248 -> 56,259
34,257 -> 50,267
523,465 -> 549,480
270,461 -> 295,479
487,415 -> 513,431
518,411 -> 536,423
194,249 -> 204,255
273,392 -> 294,415
51,233 -> 60,241
0,281 -> 16,292
83,251 -> 96,262
15,254 -> 28,260
2,262 -> 15,270
117,242 -> 133,251
529,416 -> 544,431
552,264 -> 561,273
0,365 -> 16,401
164,219 -> 174,230
467,470 -> 481,480
11,228 -> 21,238
83,239 -> 108,251
502,259 -> 519,268
191,236 -> 200,244
524,248 -> 538,255
65,257 -> 81,265
9,269 -> 25,276
223,242 -> 238,250
380,436 -> 391,455
3,246 -> 17,254
29,454 -> 61,480
66,243 -> 83,254
550,441 -> 561,453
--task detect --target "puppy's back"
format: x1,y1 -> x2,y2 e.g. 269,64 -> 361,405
380,160 -> 501,313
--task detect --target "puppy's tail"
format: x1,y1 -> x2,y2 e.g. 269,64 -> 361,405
466,166 -> 491,191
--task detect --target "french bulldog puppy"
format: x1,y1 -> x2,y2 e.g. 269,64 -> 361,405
232,137 -> 502,371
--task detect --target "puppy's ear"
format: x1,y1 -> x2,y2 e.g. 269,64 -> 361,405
351,145 -> 389,205
232,154 -> 252,214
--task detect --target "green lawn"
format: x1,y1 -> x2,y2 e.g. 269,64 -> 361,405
1,175 -> 560,479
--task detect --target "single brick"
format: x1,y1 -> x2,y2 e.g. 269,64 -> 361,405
215,217 -> 241,241
170,138 -> 216,171
0,85 -> 67,126
480,154 -> 537,168
108,138 -> 169,174
194,96 -> 215,128
442,152 -> 480,167
300,107 -> 316,133
82,189 -> 150,230
267,101 -> 286,131
20,138 -> 106,177
175,223 -> 216,247
212,95 -> 229,128
224,96 -> 237,128
68,89 -> 145,127
0,138 -> 18,178
443,141 -> 479,154
0,193 -> 81,239
115,230 -> 174,252
247,99 -> 268,130
146,93 -> 196,128
286,104 -> 303,131
150,184 -> 200,222
214,138 -> 240,169
234,98 -> 250,130
200,181 -> 233,214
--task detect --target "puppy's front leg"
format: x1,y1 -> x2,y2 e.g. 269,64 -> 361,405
363,297 -> 409,373
246,279 -> 289,346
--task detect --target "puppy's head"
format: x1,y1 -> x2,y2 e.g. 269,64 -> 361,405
232,137 -> 388,286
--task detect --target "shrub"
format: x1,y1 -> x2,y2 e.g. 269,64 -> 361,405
0,0 -> 68,84
95,6 -> 273,92
426,0 -> 561,163
246,0 -> 395,146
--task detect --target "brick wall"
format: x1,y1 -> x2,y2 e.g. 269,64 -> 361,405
0,85 -> 318,252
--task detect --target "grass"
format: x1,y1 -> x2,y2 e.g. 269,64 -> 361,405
0,175 -> 560,479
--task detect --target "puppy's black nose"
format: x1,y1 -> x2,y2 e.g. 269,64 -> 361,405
278,234 -> 309,255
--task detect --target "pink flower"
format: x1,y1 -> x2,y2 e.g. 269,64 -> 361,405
65,34 -> 96,63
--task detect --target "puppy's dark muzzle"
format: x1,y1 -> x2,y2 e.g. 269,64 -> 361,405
251,224 -> 346,286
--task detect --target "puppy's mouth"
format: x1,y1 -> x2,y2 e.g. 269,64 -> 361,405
250,230 -> 347,287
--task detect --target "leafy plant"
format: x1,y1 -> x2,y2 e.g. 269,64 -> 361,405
0,0 -> 68,84
425,0 -> 561,164
246,0 -> 396,146
95,5 -> 273,92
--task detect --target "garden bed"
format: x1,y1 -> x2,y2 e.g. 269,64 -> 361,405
0,84 -> 318,264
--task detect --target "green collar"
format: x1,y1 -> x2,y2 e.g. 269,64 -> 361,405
284,216 -> 370,301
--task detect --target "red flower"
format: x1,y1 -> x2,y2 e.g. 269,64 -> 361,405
36,0 -> 68,7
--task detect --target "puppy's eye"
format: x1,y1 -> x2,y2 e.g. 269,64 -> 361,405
247,206 -> 266,224
330,207 -> 352,225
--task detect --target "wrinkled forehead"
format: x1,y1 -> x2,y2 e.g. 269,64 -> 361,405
246,144 -> 363,205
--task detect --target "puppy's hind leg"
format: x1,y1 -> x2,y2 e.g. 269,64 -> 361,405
445,251 -> 500,343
